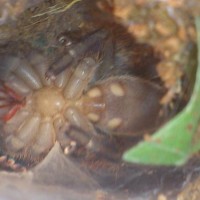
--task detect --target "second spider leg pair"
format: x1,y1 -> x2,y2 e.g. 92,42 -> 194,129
46,28 -> 113,82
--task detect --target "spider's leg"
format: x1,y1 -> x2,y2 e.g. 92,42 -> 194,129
46,29 -> 109,79
57,122 -> 120,161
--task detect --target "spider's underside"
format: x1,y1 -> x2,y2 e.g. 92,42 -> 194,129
0,0 -> 191,199
0,49 -> 163,163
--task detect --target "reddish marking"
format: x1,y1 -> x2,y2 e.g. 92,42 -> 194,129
0,104 -> 11,108
3,104 -> 22,122
0,83 -> 24,122
3,84 -> 23,101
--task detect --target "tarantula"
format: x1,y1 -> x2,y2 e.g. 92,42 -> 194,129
0,2 -> 197,199
0,31 -> 163,165
0,0 -> 165,166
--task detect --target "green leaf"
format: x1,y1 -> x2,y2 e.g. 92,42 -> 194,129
123,16 -> 200,166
